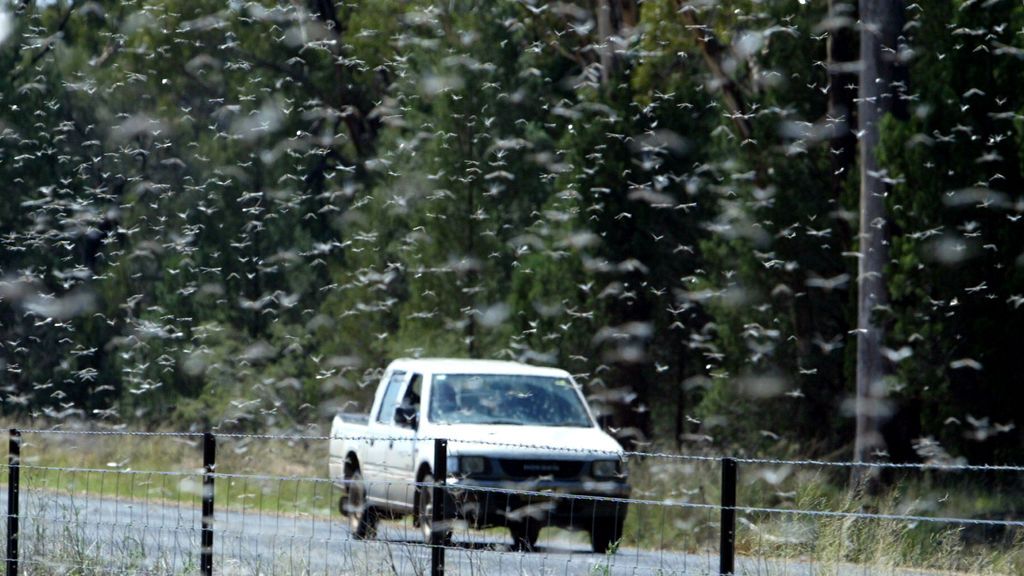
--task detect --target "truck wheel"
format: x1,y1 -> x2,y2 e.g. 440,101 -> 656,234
344,469 -> 377,539
418,473 -> 452,546
509,520 -> 541,552
590,515 -> 624,554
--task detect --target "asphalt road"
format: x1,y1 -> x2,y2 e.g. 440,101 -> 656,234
2,488 -> 961,576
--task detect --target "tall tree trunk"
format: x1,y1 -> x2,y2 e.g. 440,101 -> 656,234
596,0 -> 615,85
596,0 -> 637,85
853,0 -> 903,486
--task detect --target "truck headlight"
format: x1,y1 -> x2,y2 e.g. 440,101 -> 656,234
460,456 -> 486,475
592,460 -> 622,479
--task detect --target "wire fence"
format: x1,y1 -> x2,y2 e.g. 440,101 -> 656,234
2,427 -> 1022,576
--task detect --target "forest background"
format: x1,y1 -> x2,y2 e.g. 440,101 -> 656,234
1,0 -> 1023,471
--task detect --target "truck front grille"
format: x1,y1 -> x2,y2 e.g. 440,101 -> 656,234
498,459 -> 583,479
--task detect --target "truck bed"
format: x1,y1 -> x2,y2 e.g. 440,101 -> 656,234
336,412 -> 370,427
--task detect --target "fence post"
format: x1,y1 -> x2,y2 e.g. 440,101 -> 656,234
431,438 -> 447,576
6,429 -> 20,576
201,432 -> 216,576
719,457 -> 737,576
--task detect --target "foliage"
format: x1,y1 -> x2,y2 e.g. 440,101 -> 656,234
0,0 -> 1022,473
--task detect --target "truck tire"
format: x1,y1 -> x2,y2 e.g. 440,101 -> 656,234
509,520 -> 541,552
343,469 -> 377,539
590,515 -> 624,554
417,473 -> 452,546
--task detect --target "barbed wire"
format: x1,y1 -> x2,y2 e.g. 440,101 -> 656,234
13,427 -> 1024,473
17,428 -> 205,438
392,541 -> 715,575
18,464 -> 202,478
729,455 -> 1024,473
4,540 -> 723,576
734,504 -> 1024,528
210,471 -> 709,511
12,462 -> 1024,529
264,474 -> 1024,528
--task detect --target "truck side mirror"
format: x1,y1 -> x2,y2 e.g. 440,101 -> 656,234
394,405 -> 418,429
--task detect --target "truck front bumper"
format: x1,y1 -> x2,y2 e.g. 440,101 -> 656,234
445,478 -> 631,530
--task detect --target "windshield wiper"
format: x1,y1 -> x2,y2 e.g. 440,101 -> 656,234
475,419 -> 525,425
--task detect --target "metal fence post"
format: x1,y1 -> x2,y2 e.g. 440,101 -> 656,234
720,457 -> 737,576
201,432 -> 216,576
6,429 -> 20,576
431,438 -> 447,576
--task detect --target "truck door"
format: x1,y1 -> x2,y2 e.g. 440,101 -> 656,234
381,373 -> 422,510
366,370 -> 407,501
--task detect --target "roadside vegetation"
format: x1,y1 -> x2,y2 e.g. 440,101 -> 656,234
3,0 -> 1024,486
4,428 -> 1020,575
623,456 -> 1024,575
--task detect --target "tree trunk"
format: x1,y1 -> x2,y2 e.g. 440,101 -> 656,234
853,0 -> 903,487
678,6 -> 753,141
596,0 -> 638,85
596,0 -> 615,85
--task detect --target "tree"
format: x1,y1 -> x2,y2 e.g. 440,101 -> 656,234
852,0 -> 904,481
878,2 -> 1024,465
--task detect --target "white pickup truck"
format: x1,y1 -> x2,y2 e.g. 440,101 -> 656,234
329,358 -> 630,552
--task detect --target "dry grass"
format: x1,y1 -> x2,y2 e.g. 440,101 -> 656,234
2,425 -> 1021,575
618,454 -> 1024,575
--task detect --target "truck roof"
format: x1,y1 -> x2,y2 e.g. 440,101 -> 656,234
388,357 -> 571,378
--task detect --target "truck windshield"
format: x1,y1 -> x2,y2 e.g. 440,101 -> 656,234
428,374 -> 593,427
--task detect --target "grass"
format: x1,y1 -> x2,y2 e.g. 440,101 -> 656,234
14,495 -> 431,576
13,430 -> 336,519
616,454 -> 1024,575
17,487 -> 198,575
2,427 -> 1022,575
